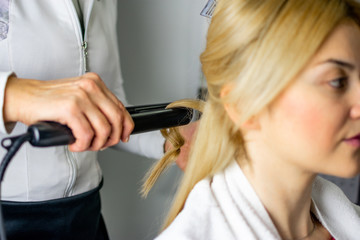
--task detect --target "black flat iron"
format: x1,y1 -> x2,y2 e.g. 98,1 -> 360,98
1,102 -> 193,167
0,102 -> 194,240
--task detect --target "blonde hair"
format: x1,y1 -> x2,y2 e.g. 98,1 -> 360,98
143,0 -> 360,230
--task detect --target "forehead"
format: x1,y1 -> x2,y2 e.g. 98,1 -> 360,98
309,21 -> 360,66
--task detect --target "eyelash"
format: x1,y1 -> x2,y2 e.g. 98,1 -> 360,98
328,77 -> 348,91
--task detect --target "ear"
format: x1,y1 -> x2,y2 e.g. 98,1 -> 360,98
220,84 -> 260,130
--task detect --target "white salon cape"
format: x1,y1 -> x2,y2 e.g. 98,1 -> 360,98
156,161 -> 360,240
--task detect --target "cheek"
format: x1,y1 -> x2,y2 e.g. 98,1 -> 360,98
273,92 -> 343,153
284,101 -> 324,139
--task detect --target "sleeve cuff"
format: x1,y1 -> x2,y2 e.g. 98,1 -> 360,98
0,72 -> 16,134
111,131 -> 165,159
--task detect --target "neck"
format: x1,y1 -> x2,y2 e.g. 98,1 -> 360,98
240,143 -> 317,239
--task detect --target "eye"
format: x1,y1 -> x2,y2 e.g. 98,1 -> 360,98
328,77 -> 348,90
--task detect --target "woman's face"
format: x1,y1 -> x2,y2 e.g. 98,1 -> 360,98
259,21 -> 360,177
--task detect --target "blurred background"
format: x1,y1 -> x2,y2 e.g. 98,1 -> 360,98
98,0 -> 208,239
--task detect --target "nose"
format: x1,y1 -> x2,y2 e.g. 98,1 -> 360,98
350,104 -> 360,119
350,84 -> 360,119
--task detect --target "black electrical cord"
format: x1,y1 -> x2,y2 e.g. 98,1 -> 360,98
0,133 -> 32,240
0,133 -> 33,182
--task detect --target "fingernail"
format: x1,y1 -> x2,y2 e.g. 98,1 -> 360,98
124,137 -> 129,143
100,147 -> 107,151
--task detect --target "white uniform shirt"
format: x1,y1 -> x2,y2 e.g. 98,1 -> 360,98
0,0 -> 164,201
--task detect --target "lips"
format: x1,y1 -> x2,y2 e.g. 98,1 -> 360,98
344,134 -> 360,148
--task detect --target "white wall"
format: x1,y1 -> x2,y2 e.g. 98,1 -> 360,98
98,1 -> 208,239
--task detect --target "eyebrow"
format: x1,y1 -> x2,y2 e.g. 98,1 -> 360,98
324,59 -> 355,70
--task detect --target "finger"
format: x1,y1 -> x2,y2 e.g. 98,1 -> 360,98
77,73 -> 133,148
76,75 -> 120,149
88,92 -> 125,148
83,104 -> 112,151
96,100 -> 134,148
120,109 -> 134,143
85,84 -> 131,146
63,94 -> 112,151
66,113 -> 94,152
98,95 -> 133,145
69,87 -> 112,151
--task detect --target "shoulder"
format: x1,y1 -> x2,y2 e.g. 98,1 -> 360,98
185,178 -> 217,207
312,176 -> 360,213
312,176 -> 360,238
312,176 -> 359,210
155,178 -> 234,240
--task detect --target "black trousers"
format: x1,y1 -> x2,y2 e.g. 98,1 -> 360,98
1,181 -> 109,240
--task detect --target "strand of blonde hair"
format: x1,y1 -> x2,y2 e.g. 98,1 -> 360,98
141,99 -> 205,197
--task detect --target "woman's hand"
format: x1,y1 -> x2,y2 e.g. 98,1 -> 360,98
4,73 -> 134,152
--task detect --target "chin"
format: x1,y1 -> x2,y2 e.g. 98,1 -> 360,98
329,165 -> 360,179
322,154 -> 360,178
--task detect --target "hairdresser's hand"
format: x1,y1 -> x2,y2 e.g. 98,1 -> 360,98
165,121 -> 198,171
3,73 -> 134,152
